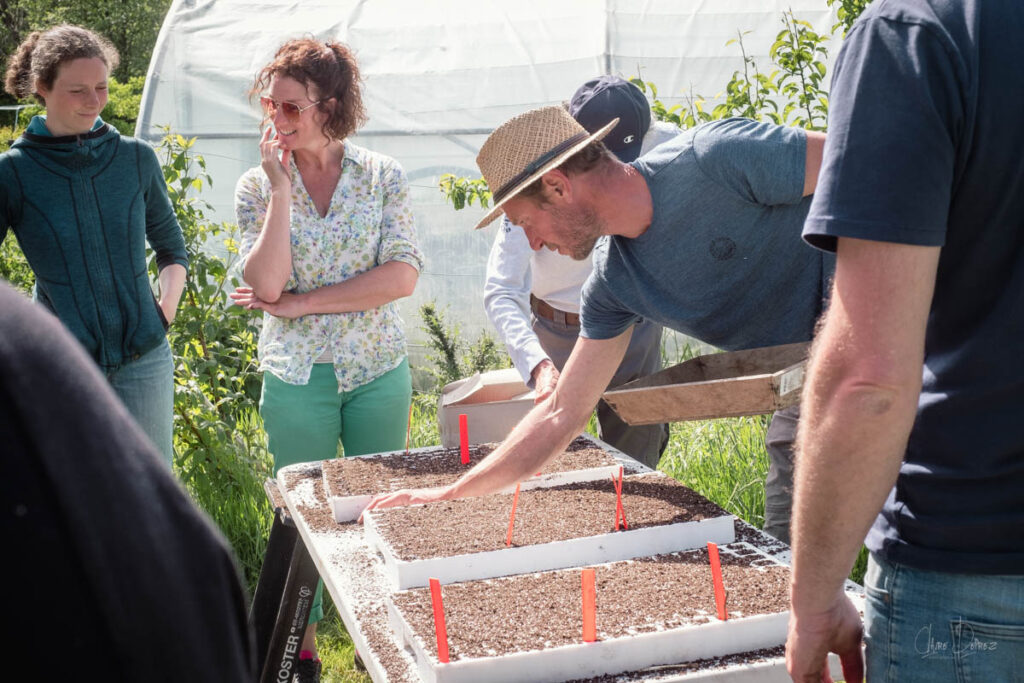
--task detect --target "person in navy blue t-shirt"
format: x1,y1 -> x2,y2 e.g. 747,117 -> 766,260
788,1 -> 1024,681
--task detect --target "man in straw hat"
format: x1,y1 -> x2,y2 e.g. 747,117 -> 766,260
366,107 -> 829,545
484,76 -> 678,472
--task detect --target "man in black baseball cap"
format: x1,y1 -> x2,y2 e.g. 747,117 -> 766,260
570,75 -> 653,163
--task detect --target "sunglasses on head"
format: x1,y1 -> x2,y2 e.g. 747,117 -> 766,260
260,96 -> 321,122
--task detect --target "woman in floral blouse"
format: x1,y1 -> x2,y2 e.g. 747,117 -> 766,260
232,39 -> 423,677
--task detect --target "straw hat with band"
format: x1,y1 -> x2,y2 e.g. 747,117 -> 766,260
474,105 -> 618,229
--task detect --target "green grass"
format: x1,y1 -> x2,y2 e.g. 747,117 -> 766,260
658,415 -> 771,528
317,601 -> 371,683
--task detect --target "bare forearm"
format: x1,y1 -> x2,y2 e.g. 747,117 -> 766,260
241,189 -> 293,301
791,239 -> 939,614
297,261 -> 418,314
791,347 -> 918,611
447,391 -> 590,498
446,333 -> 629,498
157,263 -> 187,320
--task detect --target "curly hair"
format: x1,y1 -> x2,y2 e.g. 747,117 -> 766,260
250,38 -> 367,141
4,25 -> 119,103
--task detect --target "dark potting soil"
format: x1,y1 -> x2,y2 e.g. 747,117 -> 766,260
355,604 -> 416,683
322,435 -> 616,498
390,544 -> 790,662
367,473 -> 729,561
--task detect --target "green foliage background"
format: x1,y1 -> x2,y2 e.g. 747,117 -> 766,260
0,0 -> 171,87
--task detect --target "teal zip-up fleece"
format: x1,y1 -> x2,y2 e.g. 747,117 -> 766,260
0,117 -> 188,369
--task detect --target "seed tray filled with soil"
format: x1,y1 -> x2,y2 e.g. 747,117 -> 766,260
388,543 -> 790,683
363,472 -> 735,589
323,434 -> 621,522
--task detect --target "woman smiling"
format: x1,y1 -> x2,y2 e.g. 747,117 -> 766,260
232,39 -> 424,680
0,25 -> 187,463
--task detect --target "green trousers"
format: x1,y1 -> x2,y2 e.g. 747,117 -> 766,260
261,358 -> 412,622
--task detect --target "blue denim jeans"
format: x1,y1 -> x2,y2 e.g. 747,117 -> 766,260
864,553 -> 1024,682
107,340 -> 174,465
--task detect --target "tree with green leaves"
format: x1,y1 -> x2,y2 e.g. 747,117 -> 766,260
1,0 -> 171,94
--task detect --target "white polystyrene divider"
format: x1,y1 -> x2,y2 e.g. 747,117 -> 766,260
328,493 -> 374,523
384,543 -> 784,683
391,605 -> 786,683
365,509 -> 735,590
326,433 -> 624,523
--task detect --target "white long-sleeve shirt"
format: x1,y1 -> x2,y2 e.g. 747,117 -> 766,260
483,121 -> 681,383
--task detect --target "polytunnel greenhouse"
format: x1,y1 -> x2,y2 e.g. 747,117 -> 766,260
137,0 -> 837,368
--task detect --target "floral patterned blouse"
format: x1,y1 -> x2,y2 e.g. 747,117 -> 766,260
235,141 -> 424,391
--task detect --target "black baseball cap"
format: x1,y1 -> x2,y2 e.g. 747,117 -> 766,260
569,75 -> 651,163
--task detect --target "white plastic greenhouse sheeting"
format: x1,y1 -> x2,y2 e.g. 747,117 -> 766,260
138,0 -> 836,368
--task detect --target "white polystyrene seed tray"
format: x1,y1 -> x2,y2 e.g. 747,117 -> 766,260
328,463 -> 620,523
385,543 -> 805,683
364,507 -> 735,590
325,433 -> 624,523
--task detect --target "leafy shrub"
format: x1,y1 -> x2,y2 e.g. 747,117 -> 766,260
150,129 -> 272,590
103,76 -> 145,134
0,232 -> 34,293
419,301 -> 510,388
438,173 -> 492,210
632,8 -> 830,132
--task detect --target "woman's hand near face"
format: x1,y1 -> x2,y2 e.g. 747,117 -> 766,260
259,126 -> 292,191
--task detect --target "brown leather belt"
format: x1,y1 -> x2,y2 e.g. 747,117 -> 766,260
530,294 -> 581,326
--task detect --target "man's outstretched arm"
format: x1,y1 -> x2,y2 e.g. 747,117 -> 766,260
363,330 -> 632,512
786,237 -> 940,683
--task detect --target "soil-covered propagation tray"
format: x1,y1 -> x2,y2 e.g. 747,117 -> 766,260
276,461 -> 860,682
323,435 -> 621,522
387,543 -> 794,683
363,472 -> 735,589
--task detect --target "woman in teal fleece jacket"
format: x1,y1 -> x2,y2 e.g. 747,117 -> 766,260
1,25 -> 187,463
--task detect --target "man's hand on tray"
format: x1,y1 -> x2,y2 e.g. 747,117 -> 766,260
359,485 -> 452,522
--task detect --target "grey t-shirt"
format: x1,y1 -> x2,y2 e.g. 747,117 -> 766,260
581,118 -> 833,350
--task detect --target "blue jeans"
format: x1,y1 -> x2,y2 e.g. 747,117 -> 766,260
864,553 -> 1024,682
107,340 -> 174,465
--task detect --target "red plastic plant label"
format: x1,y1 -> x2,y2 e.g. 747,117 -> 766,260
458,413 -> 469,464
612,466 -> 628,531
707,542 -> 728,621
505,483 -> 521,547
582,567 -> 596,642
429,577 -> 450,663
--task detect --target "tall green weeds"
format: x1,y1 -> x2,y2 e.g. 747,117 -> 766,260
659,416 -> 771,528
418,301 -> 510,388
152,130 -> 272,590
